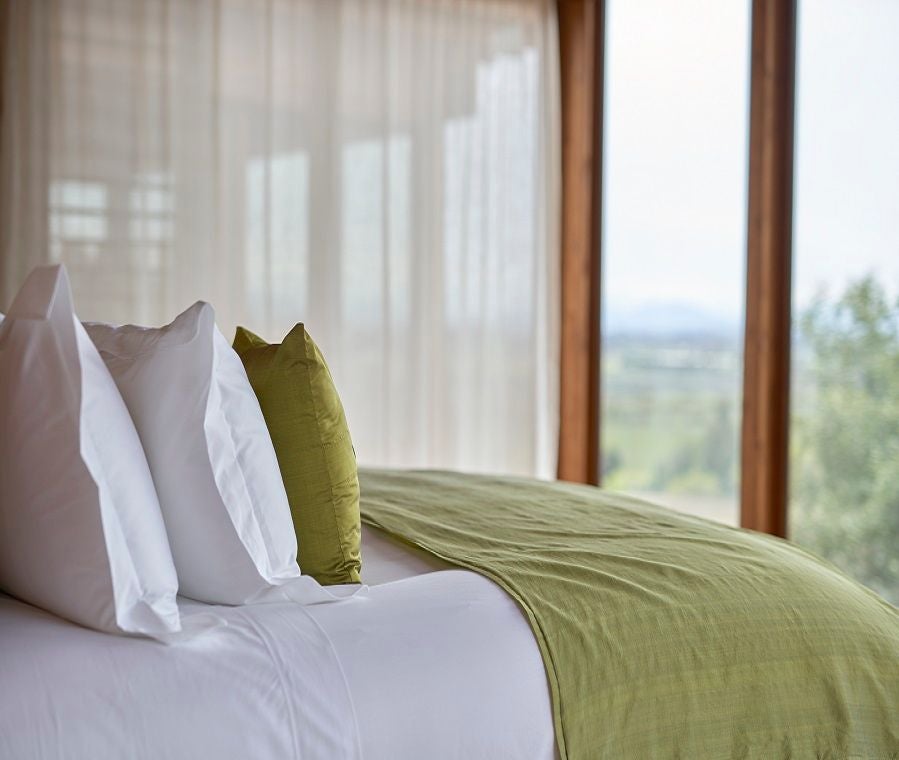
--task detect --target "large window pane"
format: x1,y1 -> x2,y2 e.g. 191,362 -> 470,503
790,0 -> 899,603
600,0 -> 751,524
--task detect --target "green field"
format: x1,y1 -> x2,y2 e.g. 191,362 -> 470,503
601,333 -> 741,523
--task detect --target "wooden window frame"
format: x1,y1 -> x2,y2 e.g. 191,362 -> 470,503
556,0 -> 604,485
740,0 -> 796,536
557,0 -> 798,538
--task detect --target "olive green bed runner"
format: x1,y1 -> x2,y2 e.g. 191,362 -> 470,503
359,469 -> 899,760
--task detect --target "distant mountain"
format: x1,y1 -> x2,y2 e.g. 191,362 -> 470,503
604,301 -> 742,338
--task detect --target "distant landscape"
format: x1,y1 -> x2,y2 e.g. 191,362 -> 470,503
601,303 -> 742,525
601,281 -> 898,605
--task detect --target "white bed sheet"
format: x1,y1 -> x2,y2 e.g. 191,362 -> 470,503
360,522 -> 454,583
0,594 -> 362,760
0,525 -> 555,760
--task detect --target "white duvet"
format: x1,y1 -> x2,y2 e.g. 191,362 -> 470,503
0,526 -> 556,760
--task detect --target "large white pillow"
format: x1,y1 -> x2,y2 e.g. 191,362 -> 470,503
0,265 -> 180,638
85,302 -> 301,604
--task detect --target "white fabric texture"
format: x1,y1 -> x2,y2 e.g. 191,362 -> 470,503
360,522 -> 453,585
0,525 -> 556,760
0,264 -> 180,638
307,570 -> 557,760
85,302 -> 300,605
334,525 -> 557,759
0,0 -> 561,479
0,593 -> 363,760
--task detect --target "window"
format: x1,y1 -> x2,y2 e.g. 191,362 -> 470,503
600,0 -> 751,524
789,0 -> 899,603
48,175 -> 174,325
49,181 -> 109,264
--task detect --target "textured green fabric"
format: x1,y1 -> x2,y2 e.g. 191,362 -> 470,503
359,468 -> 899,760
234,325 -> 360,585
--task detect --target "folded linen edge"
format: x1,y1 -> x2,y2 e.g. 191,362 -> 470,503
153,610 -> 230,645
154,578 -> 368,645
245,575 -> 369,606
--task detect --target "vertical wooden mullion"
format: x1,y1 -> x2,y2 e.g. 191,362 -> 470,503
741,0 -> 797,536
557,0 -> 603,485
0,3 -> 6,137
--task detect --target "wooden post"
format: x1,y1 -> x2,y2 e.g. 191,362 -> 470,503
556,0 -> 603,485
741,0 -> 797,536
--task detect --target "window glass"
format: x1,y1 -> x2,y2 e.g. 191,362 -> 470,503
601,0 -> 751,524
789,0 -> 899,603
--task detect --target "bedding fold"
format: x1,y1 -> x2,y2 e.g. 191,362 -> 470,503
359,468 -> 899,760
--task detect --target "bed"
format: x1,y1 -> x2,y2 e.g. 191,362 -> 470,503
0,523 -> 555,760
2,469 -> 897,759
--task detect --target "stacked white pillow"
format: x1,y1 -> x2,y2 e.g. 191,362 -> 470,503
86,303 -> 300,604
0,266 -> 180,638
0,264 -> 303,638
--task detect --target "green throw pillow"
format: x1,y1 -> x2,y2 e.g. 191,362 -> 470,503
233,324 -> 361,585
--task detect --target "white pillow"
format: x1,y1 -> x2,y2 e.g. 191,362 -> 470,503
0,265 -> 180,638
85,302 -> 300,604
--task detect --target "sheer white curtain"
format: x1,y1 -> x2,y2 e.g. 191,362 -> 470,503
1,0 -> 560,477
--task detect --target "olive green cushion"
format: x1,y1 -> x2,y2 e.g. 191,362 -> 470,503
233,324 -> 361,585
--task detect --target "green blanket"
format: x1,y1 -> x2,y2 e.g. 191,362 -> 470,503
359,469 -> 899,760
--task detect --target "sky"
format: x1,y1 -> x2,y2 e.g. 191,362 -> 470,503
601,0 -> 899,334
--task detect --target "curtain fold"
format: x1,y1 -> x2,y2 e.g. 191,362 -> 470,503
1,0 -> 560,478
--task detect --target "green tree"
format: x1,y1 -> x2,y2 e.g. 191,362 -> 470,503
790,277 -> 899,605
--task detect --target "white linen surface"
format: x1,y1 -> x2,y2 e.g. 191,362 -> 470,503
0,593 -> 361,760
0,526 -> 556,760
360,522 -> 454,584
